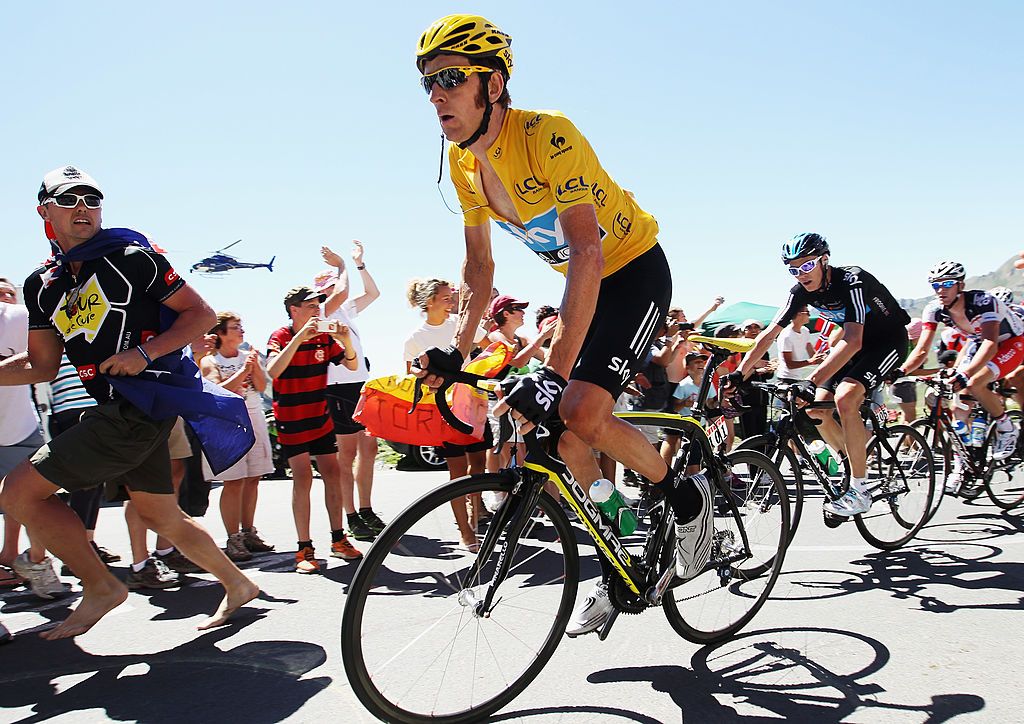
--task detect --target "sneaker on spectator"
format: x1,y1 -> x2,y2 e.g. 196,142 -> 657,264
330,535 -> 363,561
126,558 -> 180,590
347,512 -> 376,542
91,542 -> 121,563
225,532 -> 253,562
11,553 -> 65,600
242,528 -> 275,553
295,546 -> 320,574
0,621 -> 11,645
154,548 -> 204,574
360,509 -> 387,536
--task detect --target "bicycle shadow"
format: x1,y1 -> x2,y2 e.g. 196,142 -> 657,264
770,542 -> 1024,615
585,627 -> 984,722
0,621 -> 332,723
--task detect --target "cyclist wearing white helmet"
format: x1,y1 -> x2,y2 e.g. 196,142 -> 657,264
897,262 -> 1023,467
411,15 -> 710,637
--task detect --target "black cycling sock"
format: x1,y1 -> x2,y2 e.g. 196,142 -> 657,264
297,539 -> 313,551
654,468 -> 704,525
331,529 -> 346,543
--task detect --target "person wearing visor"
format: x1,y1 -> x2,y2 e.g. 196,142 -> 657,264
895,262 -> 1023,478
412,14 -> 709,637
726,232 -> 910,517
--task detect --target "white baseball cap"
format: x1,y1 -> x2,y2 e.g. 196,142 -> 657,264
38,165 -> 103,203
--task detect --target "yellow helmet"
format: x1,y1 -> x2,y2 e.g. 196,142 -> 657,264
416,14 -> 513,77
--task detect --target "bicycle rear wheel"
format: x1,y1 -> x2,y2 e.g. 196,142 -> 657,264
737,434 -> 804,544
985,411 -> 1024,510
909,418 -> 947,521
855,424 -> 935,550
341,473 -> 579,724
662,449 -> 789,645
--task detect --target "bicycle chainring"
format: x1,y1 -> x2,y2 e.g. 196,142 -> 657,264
608,575 -> 648,615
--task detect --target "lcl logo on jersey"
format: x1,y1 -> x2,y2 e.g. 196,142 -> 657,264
556,176 -> 589,204
52,275 -> 110,343
612,212 -> 632,240
514,175 -> 544,204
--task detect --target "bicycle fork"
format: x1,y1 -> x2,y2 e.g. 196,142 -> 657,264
464,470 -> 546,618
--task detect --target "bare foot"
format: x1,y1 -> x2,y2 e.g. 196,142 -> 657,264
40,580 -> 128,640
197,578 -> 260,630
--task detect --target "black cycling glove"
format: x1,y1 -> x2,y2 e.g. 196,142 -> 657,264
416,345 -> 464,378
499,367 -> 568,426
790,380 -> 818,403
883,368 -> 905,384
722,370 -> 746,390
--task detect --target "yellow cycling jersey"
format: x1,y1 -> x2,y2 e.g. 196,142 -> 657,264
449,108 -> 659,278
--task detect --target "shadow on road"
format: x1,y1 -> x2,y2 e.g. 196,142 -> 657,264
587,627 -> 984,722
0,623 -> 330,723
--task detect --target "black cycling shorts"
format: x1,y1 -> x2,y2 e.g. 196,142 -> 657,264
438,423 -> 494,458
281,431 -> 337,462
822,327 -> 909,394
326,382 -> 366,436
571,244 -> 672,399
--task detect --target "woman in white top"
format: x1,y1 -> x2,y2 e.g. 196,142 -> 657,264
403,278 -> 486,552
200,312 -> 276,561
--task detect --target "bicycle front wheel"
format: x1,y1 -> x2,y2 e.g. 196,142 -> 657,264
341,473 -> 579,724
737,434 -> 804,544
985,411 -> 1024,510
663,449 -> 789,645
909,418 -> 947,521
855,424 -> 935,550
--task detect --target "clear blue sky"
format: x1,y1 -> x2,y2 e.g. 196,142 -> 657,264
2,2 -> 1021,367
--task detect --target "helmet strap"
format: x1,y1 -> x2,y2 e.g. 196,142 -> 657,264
457,96 -> 493,150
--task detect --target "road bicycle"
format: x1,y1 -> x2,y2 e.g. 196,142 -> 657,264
736,380 -> 936,550
340,336 -> 788,723
912,377 -> 1024,510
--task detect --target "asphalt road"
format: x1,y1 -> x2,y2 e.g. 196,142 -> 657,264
1,466 -> 1022,723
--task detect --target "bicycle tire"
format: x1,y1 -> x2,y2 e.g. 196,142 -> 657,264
341,473 -> 580,724
984,410 -> 1024,510
662,448 -> 789,645
737,434 -> 804,544
854,424 -> 935,550
909,418 -> 947,521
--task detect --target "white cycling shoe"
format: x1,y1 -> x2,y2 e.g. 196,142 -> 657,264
823,488 -> 871,517
674,474 -> 714,581
565,581 -> 611,637
992,424 -> 1019,461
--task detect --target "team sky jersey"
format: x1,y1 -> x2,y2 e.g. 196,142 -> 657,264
24,246 -> 185,402
922,289 -> 1024,342
267,326 -> 344,446
772,265 -> 910,337
449,108 -> 659,278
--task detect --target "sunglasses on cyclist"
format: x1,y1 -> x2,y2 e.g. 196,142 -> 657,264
931,279 -> 959,290
786,256 -> 823,276
420,65 -> 493,95
44,193 -> 102,209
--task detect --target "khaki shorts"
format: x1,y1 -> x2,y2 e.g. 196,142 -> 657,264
31,399 -> 176,495
168,418 -> 192,460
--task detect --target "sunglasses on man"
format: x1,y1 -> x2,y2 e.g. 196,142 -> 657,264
44,193 -> 102,209
786,256 -> 824,276
931,279 -> 959,290
421,65 -> 493,95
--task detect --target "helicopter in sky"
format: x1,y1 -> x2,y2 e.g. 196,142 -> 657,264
190,240 -> 275,275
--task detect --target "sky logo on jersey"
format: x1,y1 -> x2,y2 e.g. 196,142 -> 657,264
496,207 -> 607,268
52,275 -> 110,343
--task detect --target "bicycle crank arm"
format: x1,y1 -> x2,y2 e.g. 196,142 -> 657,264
646,564 -> 676,606
597,607 -> 620,641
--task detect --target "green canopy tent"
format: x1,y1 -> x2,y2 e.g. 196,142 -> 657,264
699,301 -> 820,335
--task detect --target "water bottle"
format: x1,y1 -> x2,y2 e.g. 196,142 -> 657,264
807,440 -> 840,476
969,415 -> 987,447
589,478 -> 638,535
950,419 -> 971,445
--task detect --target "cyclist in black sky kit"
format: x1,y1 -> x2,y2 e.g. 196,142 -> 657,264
728,232 -> 910,516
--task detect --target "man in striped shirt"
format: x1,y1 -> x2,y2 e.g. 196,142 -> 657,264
267,286 -> 361,573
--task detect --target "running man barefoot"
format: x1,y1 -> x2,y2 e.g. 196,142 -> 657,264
0,166 -> 259,639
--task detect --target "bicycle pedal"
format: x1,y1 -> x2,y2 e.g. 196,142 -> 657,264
823,510 -> 845,528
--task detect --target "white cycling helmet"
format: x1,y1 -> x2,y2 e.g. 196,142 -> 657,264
927,260 -> 966,283
991,286 -> 1014,304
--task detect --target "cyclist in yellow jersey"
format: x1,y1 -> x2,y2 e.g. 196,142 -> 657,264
413,14 -> 713,636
